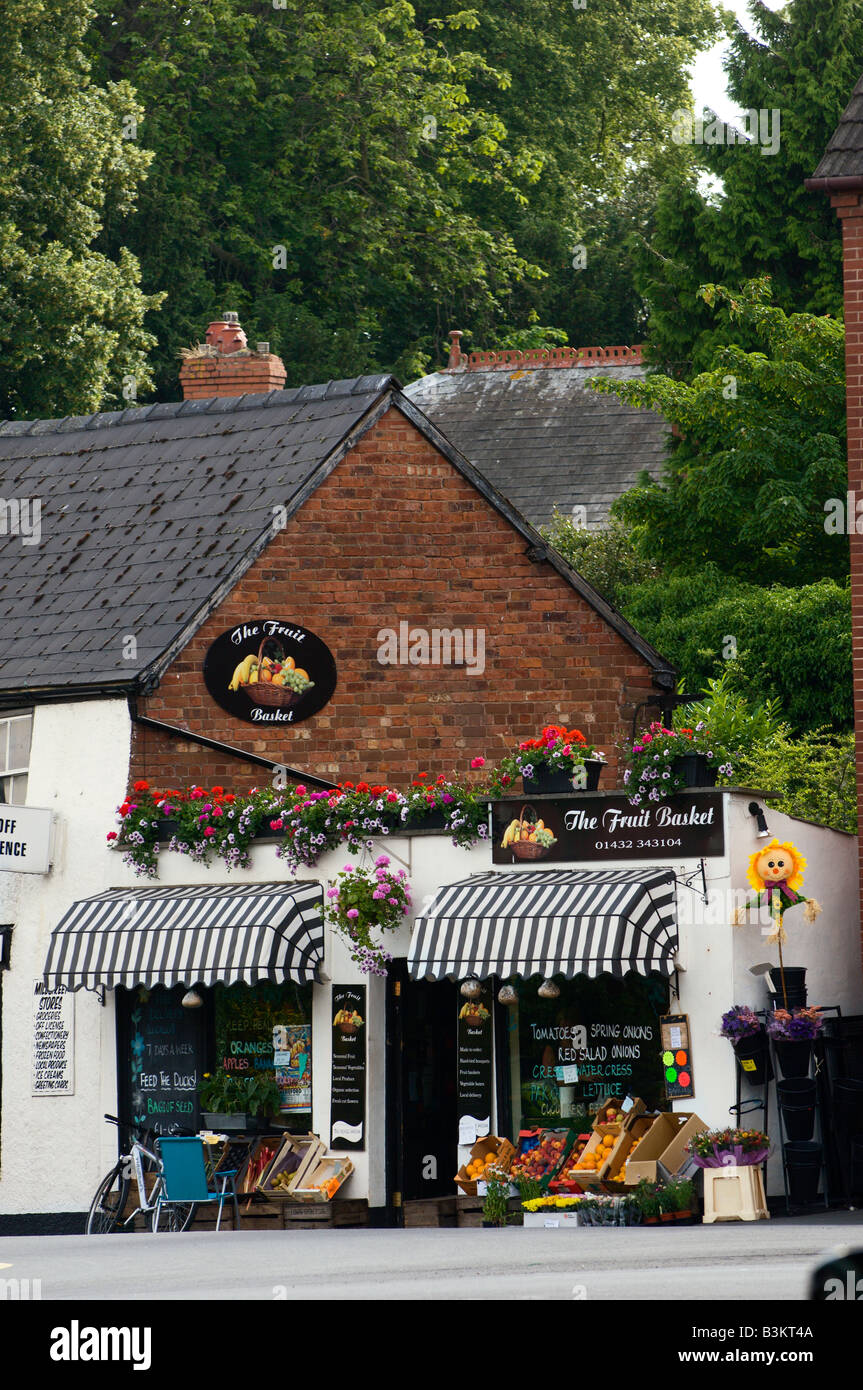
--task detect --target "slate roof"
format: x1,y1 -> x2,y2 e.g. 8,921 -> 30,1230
809,72 -> 863,180
0,376 -> 675,699
403,363 -> 668,529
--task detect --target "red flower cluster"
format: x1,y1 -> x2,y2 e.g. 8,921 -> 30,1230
519,724 -> 587,751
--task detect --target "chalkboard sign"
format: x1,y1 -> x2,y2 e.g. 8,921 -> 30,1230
457,983 -> 494,1146
125,986 -> 206,1136
331,985 -> 366,1149
660,1014 -> 695,1100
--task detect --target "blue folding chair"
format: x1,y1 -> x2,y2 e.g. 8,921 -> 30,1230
154,1137 -> 241,1232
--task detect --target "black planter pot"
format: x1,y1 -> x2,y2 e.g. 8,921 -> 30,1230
767,966 -> 807,1010
774,1039 -> 812,1080
785,1141 -> 822,1205
405,808 -> 448,831
157,818 -> 179,838
670,753 -> 717,788
832,1078 -> 863,1135
522,760 -> 603,796
732,1031 -> 772,1086
778,1077 -> 817,1141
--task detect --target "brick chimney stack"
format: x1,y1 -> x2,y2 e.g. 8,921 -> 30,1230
179,311 -> 287,399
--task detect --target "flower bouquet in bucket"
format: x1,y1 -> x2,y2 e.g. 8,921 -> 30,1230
688,1127 -> 770,1168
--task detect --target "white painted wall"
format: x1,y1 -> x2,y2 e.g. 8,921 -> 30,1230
0,700 -> 130,1214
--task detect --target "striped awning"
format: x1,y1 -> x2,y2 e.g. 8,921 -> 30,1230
43,882 -> 324,991
408,868 -> 677,980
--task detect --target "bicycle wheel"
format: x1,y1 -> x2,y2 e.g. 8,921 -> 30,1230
86,1165 -> 130,1234
149,1183 -> 197,1233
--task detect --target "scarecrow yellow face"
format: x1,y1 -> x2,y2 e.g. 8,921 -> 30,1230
747,839 -> 807,894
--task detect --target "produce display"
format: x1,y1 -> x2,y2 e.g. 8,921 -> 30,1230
464,1154 -> 508,1182
241,1142 -> 278,1194
571,1132 -> 616,1174
510,1132 -> 569,1181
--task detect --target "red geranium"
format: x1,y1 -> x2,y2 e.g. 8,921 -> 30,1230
133,780 -> 150,792
356,782 -> 370,794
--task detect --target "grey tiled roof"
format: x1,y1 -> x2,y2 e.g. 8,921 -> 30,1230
811,72 -> 863,179
0,379 -> 391,692
403,364 -> 668,528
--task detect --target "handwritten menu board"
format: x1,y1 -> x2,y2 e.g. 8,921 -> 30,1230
518,975 -> 667,1121
215,982 -> 312,1114
128,986 -> 204,1135
457,983 -> 494,1146
32,982 -> 74,1095
331,985 -> 366,1149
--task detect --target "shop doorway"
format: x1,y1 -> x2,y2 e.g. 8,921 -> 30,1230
386,961 -> 458,1213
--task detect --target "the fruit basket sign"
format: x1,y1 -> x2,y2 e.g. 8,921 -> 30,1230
203,620 -> 337,725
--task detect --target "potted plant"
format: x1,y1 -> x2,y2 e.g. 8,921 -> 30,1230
633,1178 -> 662,1225
623,721 -> 733,806
666,1175 -> 697,1223
199,1068 -> 283,1131
767,1007 -> 823,1079
324,855 -> 412,976
720,1005 -> 772,1086
489,724 -> 606,797
482,1171 -> 513,1227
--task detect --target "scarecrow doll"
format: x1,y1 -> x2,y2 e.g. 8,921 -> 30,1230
732,839 -> 822,945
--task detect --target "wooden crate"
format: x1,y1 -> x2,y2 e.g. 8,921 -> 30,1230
403,1196 -> 457,1228
258,1134 -> 324,1199
291,1154 -> 355,1203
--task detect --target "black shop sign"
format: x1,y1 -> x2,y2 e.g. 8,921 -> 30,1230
457,983 -> 494,1145
203,619 -> 337,725
331,986 -> 366,1149
492,791 -> 724,865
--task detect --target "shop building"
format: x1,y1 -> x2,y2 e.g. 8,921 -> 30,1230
1,316 -> 860,1229
0,316 -> 672,1229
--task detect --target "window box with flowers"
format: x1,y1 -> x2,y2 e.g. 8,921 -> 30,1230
623,722 -> 733,806
109,770 -> 489,878
488,724 -> 606,797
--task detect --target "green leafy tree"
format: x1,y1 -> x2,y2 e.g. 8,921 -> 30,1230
676,669 -> 788,757
0,0 -> 161,418
91,0 -> 550,394
620,566 -> 852,733
593,280 -> 848,586
413,0 -> 723,355
637,0 -> 863,374
736,730 -> 857,834
542,512 -> 659,611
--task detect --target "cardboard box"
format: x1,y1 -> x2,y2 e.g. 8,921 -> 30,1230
258,1133 -> 324,1198
292,1154 -> 355,1203
593,1096 -> 646,1133
657,1114 -> 709,1182
454,1136 -> 516,1195
626,1113 -> 709,1184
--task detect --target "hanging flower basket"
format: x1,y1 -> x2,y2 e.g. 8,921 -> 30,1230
670,753 -> 717,788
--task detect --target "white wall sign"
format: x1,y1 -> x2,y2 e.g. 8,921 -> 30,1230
0,806 -> 53,874
32,982 -> 74,1096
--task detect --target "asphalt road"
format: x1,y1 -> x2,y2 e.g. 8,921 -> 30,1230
1,1212 -> 861,1301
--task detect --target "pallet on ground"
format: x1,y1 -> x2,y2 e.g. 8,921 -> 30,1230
404,1196 -> 457,1228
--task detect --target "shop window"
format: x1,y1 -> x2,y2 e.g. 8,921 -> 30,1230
0,710 -> 32,804
507,973 -> 670,1130
214,982 -> 313,1132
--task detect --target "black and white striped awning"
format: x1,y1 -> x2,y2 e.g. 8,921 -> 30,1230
408,869 -> 677,980
43,882 -> 324,991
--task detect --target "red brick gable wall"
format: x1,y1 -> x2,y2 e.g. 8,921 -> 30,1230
831,188 -> 863,965
130,406 -> 661,792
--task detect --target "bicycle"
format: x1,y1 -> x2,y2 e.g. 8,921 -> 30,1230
86,1114 -> 197,1234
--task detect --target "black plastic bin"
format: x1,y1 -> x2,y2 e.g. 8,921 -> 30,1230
767,966 -> 807,1010
785,1141 -> 823,1205
833,1079 -> 863,1134
778,1078 -> 817,1141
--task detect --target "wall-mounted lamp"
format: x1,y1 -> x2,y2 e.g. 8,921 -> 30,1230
181,987 -> 204,1009
538,978 -> 560,1000
498,984 -> 518,1006
0,925 -> 12,970
460,976 -> 482,999
748,802 -> 770,838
